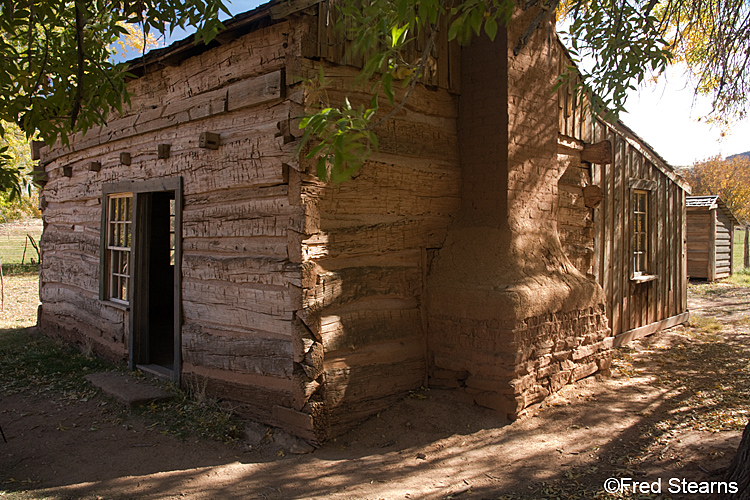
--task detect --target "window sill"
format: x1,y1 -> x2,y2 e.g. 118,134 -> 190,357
100,299 -> 130,311
631,274 -> 658,283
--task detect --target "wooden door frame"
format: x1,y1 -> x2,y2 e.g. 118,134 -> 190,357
101,177 -> 183,384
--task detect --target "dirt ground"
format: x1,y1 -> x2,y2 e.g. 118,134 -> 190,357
2,284 -> 749,500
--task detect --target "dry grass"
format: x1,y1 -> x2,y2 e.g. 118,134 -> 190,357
0,219 -> 43,266
0,273 -> 39,329
688,315 -> 724,333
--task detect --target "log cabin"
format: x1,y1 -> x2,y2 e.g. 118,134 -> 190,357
686,195 -> 740,281
35,0 -> 688,441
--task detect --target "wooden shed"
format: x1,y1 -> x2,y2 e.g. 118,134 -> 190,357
556,43 -> 691,346
686,195 -> 740,281
33,0 -> 683,441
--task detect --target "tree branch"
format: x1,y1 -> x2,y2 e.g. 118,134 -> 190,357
70,1 -> 86,128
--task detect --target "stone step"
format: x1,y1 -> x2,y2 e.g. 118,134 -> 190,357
84,371 -> 172,408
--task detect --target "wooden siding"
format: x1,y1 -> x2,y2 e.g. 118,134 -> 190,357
557,47 -> 689,341
687,206 -> 734,280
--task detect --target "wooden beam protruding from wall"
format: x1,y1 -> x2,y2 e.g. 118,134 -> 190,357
583,184 -> 604,208
199,132 -> 221,150
158,144 -> 171,159
62,166 -> 73,178
31,140 -> 45,161
88,161 -> 101,172
33,164 -> 48,186
120,152 -> 131,165
581,140 -> 612,164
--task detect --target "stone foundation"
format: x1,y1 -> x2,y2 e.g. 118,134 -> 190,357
429,305 -> 611,418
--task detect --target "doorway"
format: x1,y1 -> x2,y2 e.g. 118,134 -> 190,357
136,191 -> 177,375
103,177 -> 182,383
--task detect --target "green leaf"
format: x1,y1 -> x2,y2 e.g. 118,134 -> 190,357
447,18 -> 462,41
391,24 -> 409,47
316,157 -> 328,180
484,17 -> 498,41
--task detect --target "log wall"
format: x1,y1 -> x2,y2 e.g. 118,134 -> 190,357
37,17 -> 323,438
556,47 -> 690,343
715,209 -> 734,279
37,7 -> 462,441
293,59 -> 461,437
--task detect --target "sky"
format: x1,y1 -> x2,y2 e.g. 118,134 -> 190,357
149,0 -> 749,168
621,67 -> 750,167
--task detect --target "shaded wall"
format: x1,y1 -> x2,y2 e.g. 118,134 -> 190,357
426,13 -> 611,420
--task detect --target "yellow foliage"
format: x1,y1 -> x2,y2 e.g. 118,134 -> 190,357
683,155 -> 750,224
111,22 -> 159,57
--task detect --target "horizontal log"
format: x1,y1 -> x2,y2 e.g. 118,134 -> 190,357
182,236 -> 289,259
40,285 -> 126,332
323,346 -> 425,434
320,305 -> 423,353
613,312 -> 690,346
182,297 -> 294,335
319,167 -> 459,221
39,308 -> 127,361
182,362 -> 296,425
40,253 -> 99,293
304,217 -> 450,258
41,224 -> 100,257
183,322 -> 293,378
42,203 -> 101,226
182,279 -> 296,317
183,254 -> 299,287
304,265 -> 422,312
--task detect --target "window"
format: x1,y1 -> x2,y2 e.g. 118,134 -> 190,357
633,190 -> 648,275
106,193 -> 133,303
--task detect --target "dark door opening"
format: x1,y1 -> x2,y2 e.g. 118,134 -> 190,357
145,191 -> 176,369
131,185 -> 181,382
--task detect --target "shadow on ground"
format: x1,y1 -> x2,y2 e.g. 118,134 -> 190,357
1,287 -> 748,499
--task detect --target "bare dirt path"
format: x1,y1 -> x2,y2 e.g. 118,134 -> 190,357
2,285 -> 749,500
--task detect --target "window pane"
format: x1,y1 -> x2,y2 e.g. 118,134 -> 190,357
106,194 -> 133,303
111,250 -> 120,275
110,274 -> 119,300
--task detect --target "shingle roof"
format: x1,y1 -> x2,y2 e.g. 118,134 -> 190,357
686,195 -> 720,208
687,195 -> 741,225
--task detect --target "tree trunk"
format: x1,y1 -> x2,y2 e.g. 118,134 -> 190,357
724,420 -> 750,499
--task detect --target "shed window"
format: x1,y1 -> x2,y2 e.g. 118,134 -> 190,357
106,193 -> 133,304
633,190 -> 648,275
